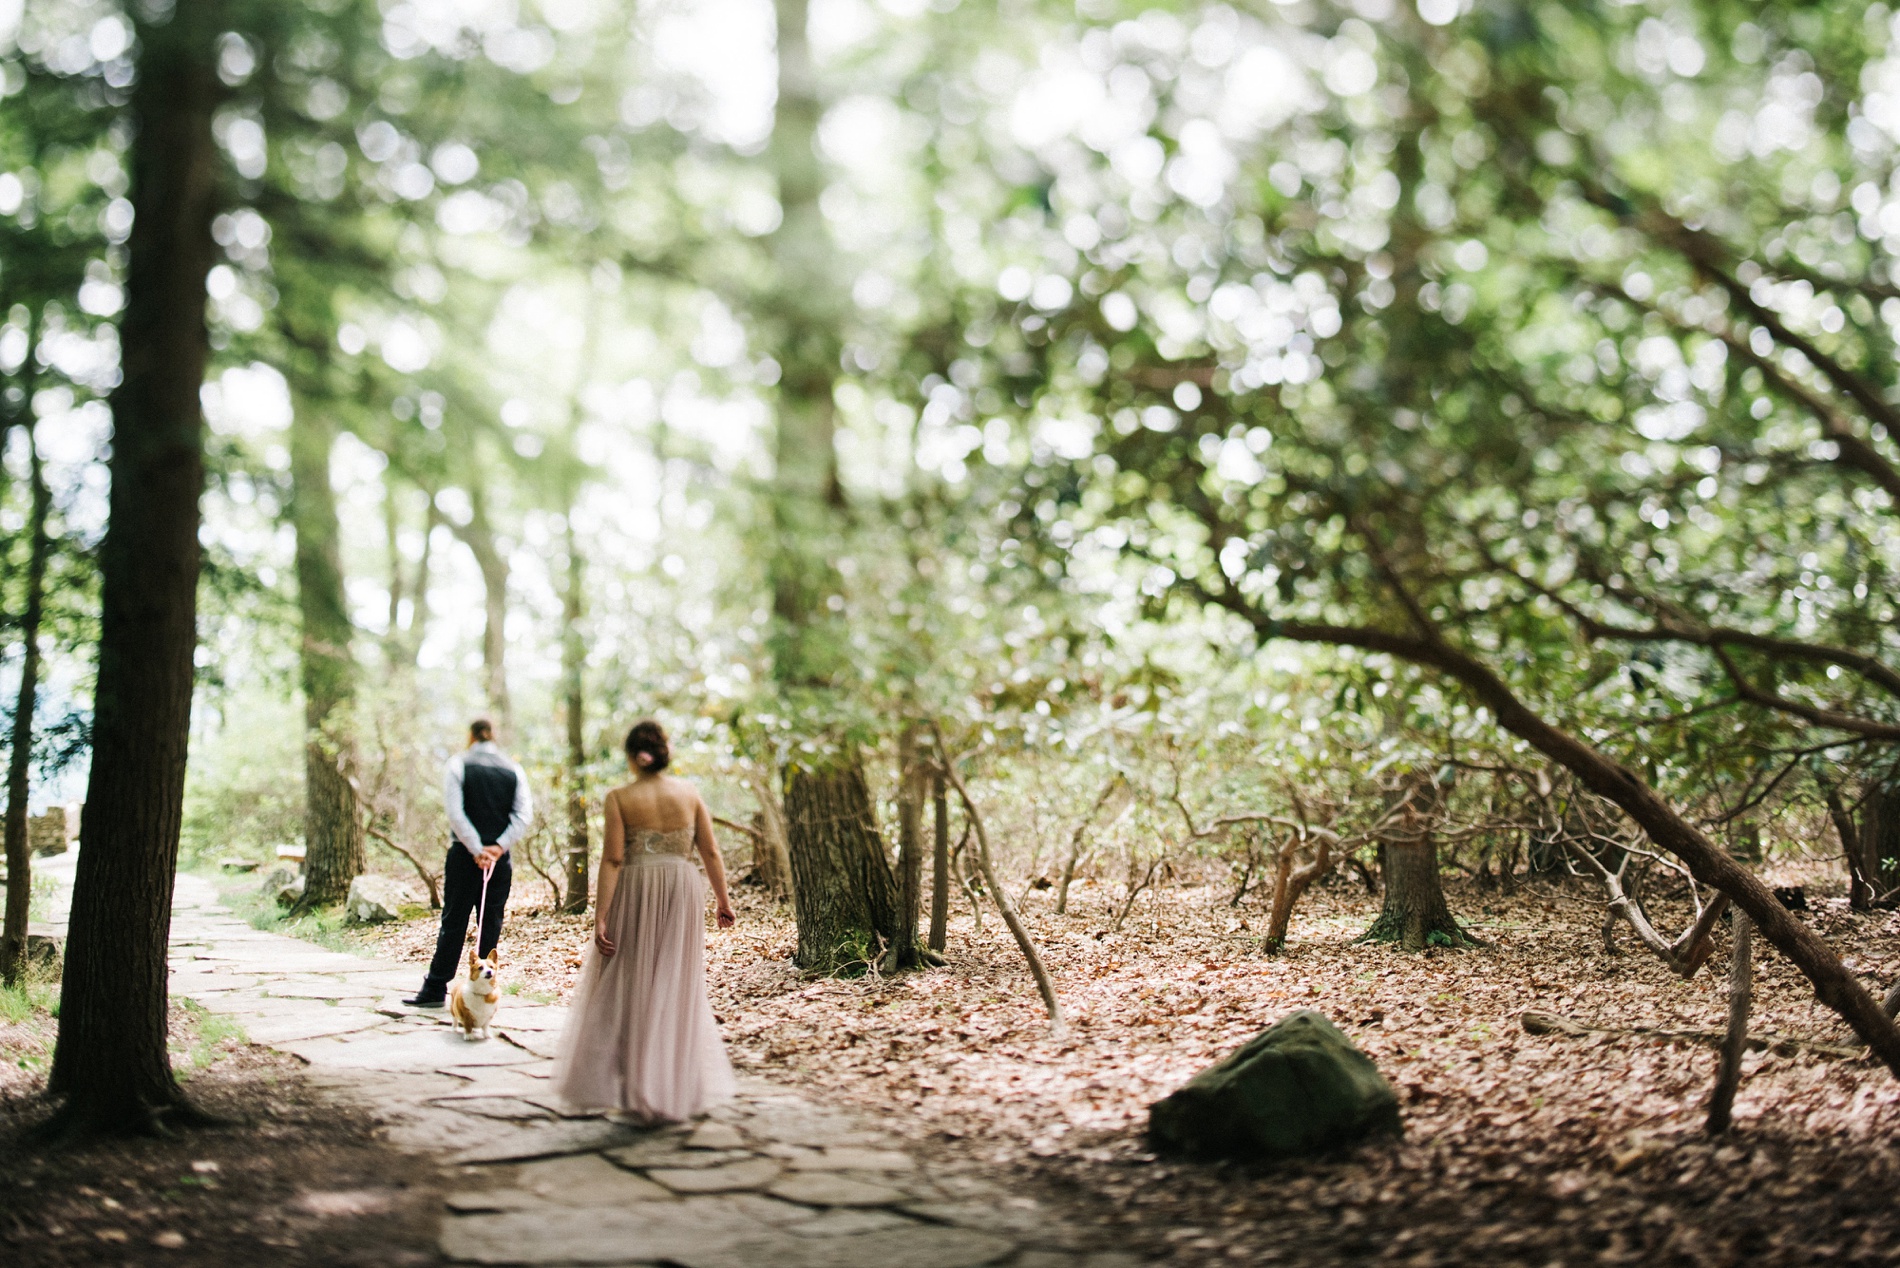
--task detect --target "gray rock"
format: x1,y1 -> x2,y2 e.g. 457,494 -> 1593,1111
1147,1009 -> 1402,1161
345,874 -> 415,924
259,865 -> 298,897
24,933 -> 61,971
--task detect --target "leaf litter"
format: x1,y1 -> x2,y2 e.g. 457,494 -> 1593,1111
361,865 -> 1900,1265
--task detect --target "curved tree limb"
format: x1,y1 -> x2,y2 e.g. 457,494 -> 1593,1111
931,725 -> 1063,1029
1185,574 -> 1900,1076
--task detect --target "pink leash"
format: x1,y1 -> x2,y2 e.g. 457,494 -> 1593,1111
475,857 -> 495,954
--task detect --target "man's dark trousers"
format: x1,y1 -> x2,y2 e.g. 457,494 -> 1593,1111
423,846 -> 513,996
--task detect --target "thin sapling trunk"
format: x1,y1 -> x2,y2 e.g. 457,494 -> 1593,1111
1707,914 -> 1754,1134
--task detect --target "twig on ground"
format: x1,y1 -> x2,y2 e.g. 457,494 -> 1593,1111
1520,1009 -> 1860,1059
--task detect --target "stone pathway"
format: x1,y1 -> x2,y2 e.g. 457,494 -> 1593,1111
162,873 -> 1136,1268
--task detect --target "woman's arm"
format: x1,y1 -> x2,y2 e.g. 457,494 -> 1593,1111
596,791 -> 625,957
695,795 -> 735,929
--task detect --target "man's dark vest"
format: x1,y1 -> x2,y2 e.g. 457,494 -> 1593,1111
461,748 -> 519,845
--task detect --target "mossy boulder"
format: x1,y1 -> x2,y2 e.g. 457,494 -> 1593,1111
1148,1010 -> 1402,1160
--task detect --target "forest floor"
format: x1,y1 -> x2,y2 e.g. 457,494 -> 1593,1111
6,860 -> 1900,1265
0,1005 -> 446,1267
364,862 -> 1900,1265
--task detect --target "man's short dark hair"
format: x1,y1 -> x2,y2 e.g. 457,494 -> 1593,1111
469,717 -> 495,743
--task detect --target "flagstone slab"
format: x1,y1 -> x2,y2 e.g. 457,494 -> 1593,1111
449,1118 -> 647,1165
904,1201 -> 1091,1249
485,1005 -> 566,1031
648,1158 -> 782,1194
428,1067 -> 560,1098
436,1096 -> 556,1122
516,1153 -> 672,1204
786,1147 -> 916,1172
237,1010 -> 390,1045
685,1122 -> 746,1150
444,1189 -> 551,1215
786,1208 -> 917,1237
497,1029 -> 560,1059
284,1028 -> 544,1073
672,1224 -> 1015,1268
604,1142 -> 745,1171
439,1193 -> 783,1264
766,1172 -> 908,1208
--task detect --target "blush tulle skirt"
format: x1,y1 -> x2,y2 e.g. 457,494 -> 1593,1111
551,855 -> 735,1121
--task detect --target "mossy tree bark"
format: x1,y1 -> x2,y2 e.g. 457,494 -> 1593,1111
1361,778 -> 1470,950
47,3 -> 220,1135
292,408 -> 363,909
0,400 -> 50,985
784,761 -> 900,970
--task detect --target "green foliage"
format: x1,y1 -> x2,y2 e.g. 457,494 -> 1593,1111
223,881 -> 370,957
171,998 -> 247,1078
0,961 -> 58,1025
182,690 -> 306,867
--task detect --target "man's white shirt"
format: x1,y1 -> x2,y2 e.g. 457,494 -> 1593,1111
444,741 -> 533,857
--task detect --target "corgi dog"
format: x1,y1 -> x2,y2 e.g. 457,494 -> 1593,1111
448,949 -> 501,1040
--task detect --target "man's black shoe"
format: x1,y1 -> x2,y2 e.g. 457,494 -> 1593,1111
402,993 -> 445,1009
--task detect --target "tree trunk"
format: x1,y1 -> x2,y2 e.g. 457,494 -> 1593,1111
928,769 -> 949,953
384,478 -> 405,657
455,495 -> 511,734
561,520 -> 589,914
890,728 -> 925,969
1363,837 -> 1467,950
47,5 -> 220,1134
783,761 -> 898,971
766,0 -> 877,967
0,409 -> 50,984
291,409 -> 362,908
408,496 -> 438,667
744,768 -> 794,899
1361,776 -> 1468,950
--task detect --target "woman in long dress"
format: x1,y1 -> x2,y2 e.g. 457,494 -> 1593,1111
552,719 -> 737,1121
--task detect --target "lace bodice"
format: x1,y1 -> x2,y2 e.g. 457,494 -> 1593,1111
625,825 -> 695,858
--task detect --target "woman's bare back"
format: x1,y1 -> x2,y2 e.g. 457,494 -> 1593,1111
610,774 -> 700,835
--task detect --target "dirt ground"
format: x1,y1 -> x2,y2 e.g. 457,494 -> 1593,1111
368,863 -> 1900,1266
0,1010 -> 446,1268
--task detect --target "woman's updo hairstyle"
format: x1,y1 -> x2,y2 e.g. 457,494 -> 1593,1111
625,719 -> 671,773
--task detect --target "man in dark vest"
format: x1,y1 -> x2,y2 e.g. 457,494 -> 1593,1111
404,718 -> 533,1008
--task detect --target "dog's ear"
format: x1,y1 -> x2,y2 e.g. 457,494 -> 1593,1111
485,949 -> 500,968
467,949 -> 478,972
